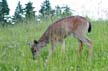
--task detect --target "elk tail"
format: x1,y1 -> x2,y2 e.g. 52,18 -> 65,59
88,22 -> 92,33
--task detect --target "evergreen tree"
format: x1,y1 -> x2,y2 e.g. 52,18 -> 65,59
55,5 -> 62,17
24,2 -> 35,21
14,1 -> 24,23
0,0 -> 9,23
39,0 -> 52,17
0,2 -> 3,22
62,5 -> 72,17
2,0 -> 9,16
54,5 -> 72,18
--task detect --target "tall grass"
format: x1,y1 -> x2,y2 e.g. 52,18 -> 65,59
0,20 -> 108,71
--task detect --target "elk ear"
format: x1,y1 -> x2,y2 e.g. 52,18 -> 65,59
34,40 -> 38,44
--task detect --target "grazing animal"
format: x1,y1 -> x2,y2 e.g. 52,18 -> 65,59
31,16 -> 93,59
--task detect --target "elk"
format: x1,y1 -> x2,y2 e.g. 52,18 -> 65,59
31,16 -> 93,59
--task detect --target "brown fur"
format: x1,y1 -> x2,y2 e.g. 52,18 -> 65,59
31,16 -> 93,59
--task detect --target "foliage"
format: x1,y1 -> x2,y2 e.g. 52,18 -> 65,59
0,20 -> 108,71
54,5 -> 72,18
24,2 -> 35,22
39,0 -> 73,20
0,0 -> 74,25
0,0 -> 10,26
1,0 -> 9,15
39,0 -> 52,18
14,1 -> 24,23
62,5 -> 72,17
55,5 -> 62,17
0,2 -> 3,21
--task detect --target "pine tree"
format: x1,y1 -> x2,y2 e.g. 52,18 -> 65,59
39,0 -> 52,18
62,5 -> 72,17
14,1 -> 24,23
2,0 -> 9,15
55,5 -> 62,17
0,0 -> 9,26
0,2 -> 3,22
24,2 -> 35,21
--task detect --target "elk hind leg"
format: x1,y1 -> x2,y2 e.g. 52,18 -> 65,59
75,33 -> 93,58
86,38 -> 93,58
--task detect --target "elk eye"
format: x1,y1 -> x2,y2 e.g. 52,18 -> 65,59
34,50 -> 36,52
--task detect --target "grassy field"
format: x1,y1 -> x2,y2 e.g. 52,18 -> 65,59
0,20 -> 108,71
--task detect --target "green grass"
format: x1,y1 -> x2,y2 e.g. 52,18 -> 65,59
0,20 -> 108,71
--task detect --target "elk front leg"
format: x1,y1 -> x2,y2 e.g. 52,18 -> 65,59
48,41 -> 56,57
77,40 -> 83,58
45,41 -> 56,65
60,40 -> 65,53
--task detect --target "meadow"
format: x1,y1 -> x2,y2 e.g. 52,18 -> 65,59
0,19 -> 108,71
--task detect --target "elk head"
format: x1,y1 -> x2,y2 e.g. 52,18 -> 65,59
31,40 -> 46,59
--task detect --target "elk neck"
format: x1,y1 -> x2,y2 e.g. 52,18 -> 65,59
38,31 -> 49,48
